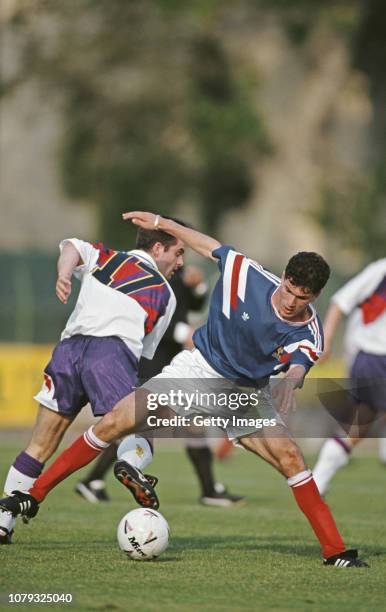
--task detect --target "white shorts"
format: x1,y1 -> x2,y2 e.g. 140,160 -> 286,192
142,348 -> 283,440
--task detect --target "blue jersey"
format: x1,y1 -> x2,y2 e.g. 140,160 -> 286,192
193,245 -> 323,385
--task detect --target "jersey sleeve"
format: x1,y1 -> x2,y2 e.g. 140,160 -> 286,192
332,260 -> 386,315
212,245 -> 239,272
283,319 -> 324,374
59,238 -> 100,279
287,342 -> 321,373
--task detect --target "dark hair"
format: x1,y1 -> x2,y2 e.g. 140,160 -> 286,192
135,216 -> 190,251
284,252 -> 330,294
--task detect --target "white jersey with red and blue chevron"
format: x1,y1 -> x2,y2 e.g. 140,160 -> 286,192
332,258 -> 386,364
193,245 -> 323,385
59,239 -> 176,360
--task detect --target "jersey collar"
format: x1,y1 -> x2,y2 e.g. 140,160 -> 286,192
128,249 -> 159,271
270,286 -> 316,326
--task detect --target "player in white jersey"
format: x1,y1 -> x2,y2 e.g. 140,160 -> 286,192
313,260 -> 386,495
0,219 -> 185,544
1,213 -> 368,567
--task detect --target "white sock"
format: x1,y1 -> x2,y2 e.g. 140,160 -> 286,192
1,465 -> 40,537
117,435 -> 153,471
0,510 -> 16,534
313,438 -> 350,496
4,466 -> 37,496
378,438 -> 386,464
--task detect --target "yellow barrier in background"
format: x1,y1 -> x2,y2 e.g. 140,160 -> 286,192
309,359 -> 346,379
0,344 -> 53,427
0,344 -> 347,427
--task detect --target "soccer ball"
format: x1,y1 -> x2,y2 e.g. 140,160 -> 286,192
117,508 -> 170,561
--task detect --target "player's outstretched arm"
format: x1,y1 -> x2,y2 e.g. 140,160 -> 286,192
318,303 -> 344,364
122,211 -> 221,260
56,242 -> 82,304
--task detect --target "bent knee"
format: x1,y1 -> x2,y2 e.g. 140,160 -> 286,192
97,410 -> 121,438
277,443 -> 305,476
96,404 -> 136,440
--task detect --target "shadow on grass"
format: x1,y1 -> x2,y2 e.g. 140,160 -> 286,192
171,535 -> 318,558
14,534 -> 315,559
171,535 -> 386,559
19,534 -> 385,562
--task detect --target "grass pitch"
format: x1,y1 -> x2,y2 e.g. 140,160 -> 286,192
1,440 -> 385,612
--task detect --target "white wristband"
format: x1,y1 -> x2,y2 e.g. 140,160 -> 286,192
173,322 -> 191,344
154,214 -> 160,230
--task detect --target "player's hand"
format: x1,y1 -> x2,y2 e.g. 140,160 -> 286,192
122,211 -> 159,230
271,378 -> 297,416
183,265 -> 204,288
56,275 -> 72,304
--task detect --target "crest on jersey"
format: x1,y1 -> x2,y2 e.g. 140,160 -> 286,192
272,339 -> 319,371
272,346 -> 291,364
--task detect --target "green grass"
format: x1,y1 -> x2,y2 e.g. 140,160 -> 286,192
1,442 -> 385,611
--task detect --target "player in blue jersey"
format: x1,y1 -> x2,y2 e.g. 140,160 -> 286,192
1,213 -> 368,567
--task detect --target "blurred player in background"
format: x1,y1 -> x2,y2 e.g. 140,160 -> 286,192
2,212 -> 368,566
0,219 -> 186,544
75,265 -> 244,507
313,259 -> 386,495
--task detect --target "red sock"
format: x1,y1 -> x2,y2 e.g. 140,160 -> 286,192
216,438 -> 234,461
289,471 -> 345,559
30,428 -> 109,503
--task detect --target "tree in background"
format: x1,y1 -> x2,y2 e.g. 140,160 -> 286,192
4,0 -> 386,345
4,1 -> 269,247
3,0 -> 385,257
189,34 -> 269,231
315,0 -> 386,263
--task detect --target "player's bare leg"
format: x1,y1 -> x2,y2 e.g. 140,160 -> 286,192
93,388 -> 154,440
239,431 -> 305,475
238,429 -> 368,566
25,406 -> 74,462
0,406 -> 73,543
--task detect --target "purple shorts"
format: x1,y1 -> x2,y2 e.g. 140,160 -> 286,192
350,351 -> 386,412
34,335 -> 138,417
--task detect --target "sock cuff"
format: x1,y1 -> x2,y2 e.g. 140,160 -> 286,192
333,437 -> 351,454
287,469 -> 313,488
84,427 -> 110,451
13,452 -> 44,478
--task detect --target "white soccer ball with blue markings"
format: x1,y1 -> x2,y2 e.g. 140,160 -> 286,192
117,508 -> 169,560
